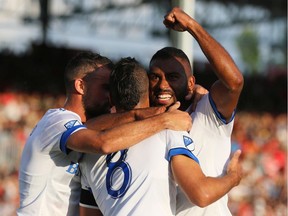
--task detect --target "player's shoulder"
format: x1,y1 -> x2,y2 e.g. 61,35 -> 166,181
195,93 -> 210,110
161,129 -> 190,141
45,108 -> 80,121
46,108 -> 78,117
37,108 -> 82,132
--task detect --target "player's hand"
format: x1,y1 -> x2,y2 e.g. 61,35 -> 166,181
163,7 -> 192,32
226,150 -> 243,187
164,108 -> 192,132
186,84 -> 209,114
166,101 -> 181,112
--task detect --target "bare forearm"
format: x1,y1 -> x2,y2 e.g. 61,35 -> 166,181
68,107 -> 191,154
98,113 -> 178,154
187,18 -> 243,118
71,112 -> 178,154
85,107 -> 166,131
187,20 -> 243,91
172,155 -> 240,207
192,175 -> 238,207
85,111 -> 136,131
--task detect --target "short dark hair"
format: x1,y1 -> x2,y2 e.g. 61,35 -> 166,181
110,57 -> 148,111
64,51 -> 113,90
150,47 -> 192,74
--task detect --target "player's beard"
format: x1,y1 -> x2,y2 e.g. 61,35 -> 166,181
175,87 -> 187,106
150,85 -> 187,108
82,95 -> 110,121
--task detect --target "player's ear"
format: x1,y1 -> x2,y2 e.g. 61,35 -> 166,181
187,75 -> 195,94
74,78 -> 85,95
109,94 -> 117,113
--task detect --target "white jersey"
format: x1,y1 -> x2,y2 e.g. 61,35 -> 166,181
80,129 -> 198,216
17,108 -> 86,216
176,94 -> 235,216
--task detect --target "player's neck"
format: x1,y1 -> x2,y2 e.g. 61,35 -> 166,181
135,98 -> 149,109
63,96 -> 86,122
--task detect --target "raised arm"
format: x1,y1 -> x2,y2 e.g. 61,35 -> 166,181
171,150 -> 242,207
163,7 -> 244,120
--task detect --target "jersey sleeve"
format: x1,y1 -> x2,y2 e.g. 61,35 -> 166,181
190,94 -> 235,137
32,109 -> 88,154
208,93 -> 235,124
60,123 -> 87,154
165,130 -> 199,164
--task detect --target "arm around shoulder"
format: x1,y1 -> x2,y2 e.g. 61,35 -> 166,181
66,107 -> 192,154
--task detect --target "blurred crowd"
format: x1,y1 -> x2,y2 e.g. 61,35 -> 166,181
0,91 -> 286,216
0,91 -> 65,216
229,111 -> 287,216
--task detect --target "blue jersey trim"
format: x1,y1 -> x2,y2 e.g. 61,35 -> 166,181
60,125 -> 86,154
168,148 -> 199,164
208,93 -> 235,124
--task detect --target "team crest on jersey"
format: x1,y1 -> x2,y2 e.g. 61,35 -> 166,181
183,135 -> 195,151
64,120 -> 81,129
66,162 -> 80,176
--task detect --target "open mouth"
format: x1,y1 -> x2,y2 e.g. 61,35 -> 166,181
155,93 -> 174,106
157,94 -> 172,101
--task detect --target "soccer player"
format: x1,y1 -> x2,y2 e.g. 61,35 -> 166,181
148,7 -> 244,216
79,57 -> 242,215
17,52 -> 192,216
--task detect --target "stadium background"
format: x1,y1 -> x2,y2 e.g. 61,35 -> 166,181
0,0 -> 286,215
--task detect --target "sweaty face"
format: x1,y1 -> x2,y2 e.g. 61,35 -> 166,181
82,65 -> 112,119
148,57 -> 188,107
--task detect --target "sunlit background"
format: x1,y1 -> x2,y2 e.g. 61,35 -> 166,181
0,0 -> 287,215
